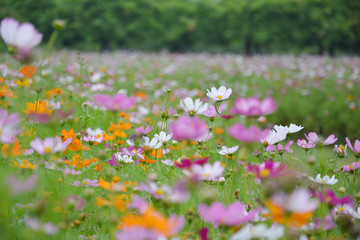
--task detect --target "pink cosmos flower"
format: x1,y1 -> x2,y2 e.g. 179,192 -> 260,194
5,174 -> 38,194
202,105 -> 224,118
305,132 -> 337,146
231,96 -> 278,116
135,126 -> 153,135
0,108 -> 21,144
345,137 -> 360,157
228,123 -> 270,143
169,116 -> 209,141
197,202 -> 260,228
116,228 -> 163,240
297,139 -> 315,150
70,179 -> 99,187
247,159 -> 287,182
0,18 -> 42,58
311,189 -> 352,206
30,137 -> 72,154
338,160 -> 360,172
94,94 -> 135,111
80,135 -> 104,144
265,140 -> 293,154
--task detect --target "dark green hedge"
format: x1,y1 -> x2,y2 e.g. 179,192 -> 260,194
1,0 -> 360,54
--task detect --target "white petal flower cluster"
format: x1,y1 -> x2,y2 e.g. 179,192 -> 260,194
309,174 -> 338,185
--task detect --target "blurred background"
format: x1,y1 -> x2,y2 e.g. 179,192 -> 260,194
1,0 -> 360,54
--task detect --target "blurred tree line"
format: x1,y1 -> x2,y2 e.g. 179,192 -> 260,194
1,0 -> 359,54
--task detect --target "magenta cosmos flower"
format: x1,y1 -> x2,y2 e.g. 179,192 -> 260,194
247,159 -> 287,182
311,189 -> 352,207
228,123 -> 270,143
0,108 -> 21,144
346,137 -> 360,157
30,137 -> 72,154
305,132 -> 337,146
231,96 -> 278,116
198,202 -> 259,228
0,18 -> 42,57
94,94 -> 135,111
169,116 -> 209,141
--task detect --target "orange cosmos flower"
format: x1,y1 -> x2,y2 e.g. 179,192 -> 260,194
20,65 -> 36,78
118,112 -> 130,120
2,139 -> 24,157
119,208 -> 184,237
12,159 -> 37,169
108,121 -> 132,138
98,177 -> 126,192
61,129 -> 81,151
95,195 -> 127,211
46,87 -> 64,99
65,154 -> 99,169
24,100 -> 52,115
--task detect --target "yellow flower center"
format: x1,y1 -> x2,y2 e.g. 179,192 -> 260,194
260,169 -> 270,178
156,188 -> 164,195
350,165 -> 354,169
203,173 -> 211,178
81,180 -> 88,185
216,95 -> 222,99
44,147 -> 52,154
339,145 -> 345,151
114,104 -> 119,109
338,207 -> 344,212
321,180 -> 325,183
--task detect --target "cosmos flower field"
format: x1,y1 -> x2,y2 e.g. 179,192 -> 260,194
1,18 -> 360,240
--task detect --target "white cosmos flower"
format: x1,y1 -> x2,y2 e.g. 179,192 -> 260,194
274,124 -> 304,134
154,131 -> 172,143
230,224 -> 285,240
114,153 -> 134,164
180,97 -> 208,116
184,161 -> 224,181
261,128 -> 288,145
350,207 -> 360,219
218,145 -> 239,155
86,128 -> 104,136
206,86 -> 232,101
309,174 -> 338,185
141,136 -> 162,149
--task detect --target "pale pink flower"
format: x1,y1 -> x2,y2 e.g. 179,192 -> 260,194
169,116 -> 209,141
5,174 -> 38,194
30,137 -> 72,154
297,139 -> 315,150
231,97 -> 277,116
202,105 -> 224,118
0,18 -> 42,57
346,137 -> 360,157
70,179 -> 99,187
198,201 -> 259,228
228,123 -> 270,143
305,132 -> 337,145
94,94 -> 135,111
0,108 -> 21,144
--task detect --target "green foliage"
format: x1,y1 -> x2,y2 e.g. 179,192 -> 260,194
0,0 -> 360,53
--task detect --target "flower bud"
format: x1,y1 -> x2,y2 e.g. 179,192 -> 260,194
52,19 -> 66,31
